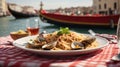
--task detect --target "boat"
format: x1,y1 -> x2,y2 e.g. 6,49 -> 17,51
39,10 -> 120,28
8,4 -> 38,19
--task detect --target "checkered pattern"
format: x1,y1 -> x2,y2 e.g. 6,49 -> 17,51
0,34 -> 119,67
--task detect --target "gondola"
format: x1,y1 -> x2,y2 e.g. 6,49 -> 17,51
39,10 -> 120,28
8,4 -> 38,19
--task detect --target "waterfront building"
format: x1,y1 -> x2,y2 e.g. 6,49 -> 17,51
93,0 -> 120,15
23,6 -> 36,14
0,0 -> 7,16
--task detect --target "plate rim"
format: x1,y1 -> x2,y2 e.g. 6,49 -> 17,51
13,34 -> 109,55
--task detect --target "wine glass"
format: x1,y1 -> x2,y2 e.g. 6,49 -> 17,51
26,18 -> 40,35
112,17 -> 120,61
117,17 -> 120,48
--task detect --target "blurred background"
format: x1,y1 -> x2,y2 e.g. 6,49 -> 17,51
0,0 -> 120,36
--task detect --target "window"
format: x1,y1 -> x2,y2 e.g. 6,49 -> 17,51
114,2 -> 117,9
104,3 -> 107,9
99,4 -> 101,9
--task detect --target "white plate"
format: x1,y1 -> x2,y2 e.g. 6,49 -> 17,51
13,35 -> 109,56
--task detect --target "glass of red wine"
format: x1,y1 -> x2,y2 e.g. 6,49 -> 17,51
26,18 -> 40,35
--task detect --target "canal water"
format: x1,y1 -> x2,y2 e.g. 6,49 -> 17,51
0,16 -> 117,37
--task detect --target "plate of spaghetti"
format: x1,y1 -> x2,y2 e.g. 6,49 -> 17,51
13,27 -> 109,56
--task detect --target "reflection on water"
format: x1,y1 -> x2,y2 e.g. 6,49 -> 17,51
0,16 -> 116,36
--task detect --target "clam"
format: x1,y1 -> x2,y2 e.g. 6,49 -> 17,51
27,40 -> 42,49
71,37 -> 96,50
71,42 -> 84,50
26,31 -> 48,49
38,31 -> 47,42
28,39 -> 34,45
42,41 -> 57,50
41,31 -> 47,34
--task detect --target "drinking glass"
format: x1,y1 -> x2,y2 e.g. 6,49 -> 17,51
26,18 -> 40,35
117,17 -> 120,49
111,17 -> 120,61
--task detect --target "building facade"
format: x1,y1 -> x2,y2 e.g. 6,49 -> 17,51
93,0 -> 120,15
0,0 -> 7,16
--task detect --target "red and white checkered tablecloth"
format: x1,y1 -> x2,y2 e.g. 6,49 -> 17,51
0,34 -> 120,67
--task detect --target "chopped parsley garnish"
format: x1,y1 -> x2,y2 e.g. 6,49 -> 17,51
57,27 -> 70,35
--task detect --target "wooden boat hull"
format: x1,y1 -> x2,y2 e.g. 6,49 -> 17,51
8,4 -> 38,19
39,11 -> 120,28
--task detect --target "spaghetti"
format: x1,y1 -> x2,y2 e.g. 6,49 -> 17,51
26,31 -> 98,50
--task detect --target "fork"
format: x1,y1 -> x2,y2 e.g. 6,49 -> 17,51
88,29 -> 117,43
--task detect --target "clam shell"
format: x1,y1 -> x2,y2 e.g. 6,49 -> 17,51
71,37 -> 96,50
71,41 -> 84,50
42,41 -> 57,50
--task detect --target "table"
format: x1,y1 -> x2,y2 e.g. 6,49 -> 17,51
0,34 -> 120,67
